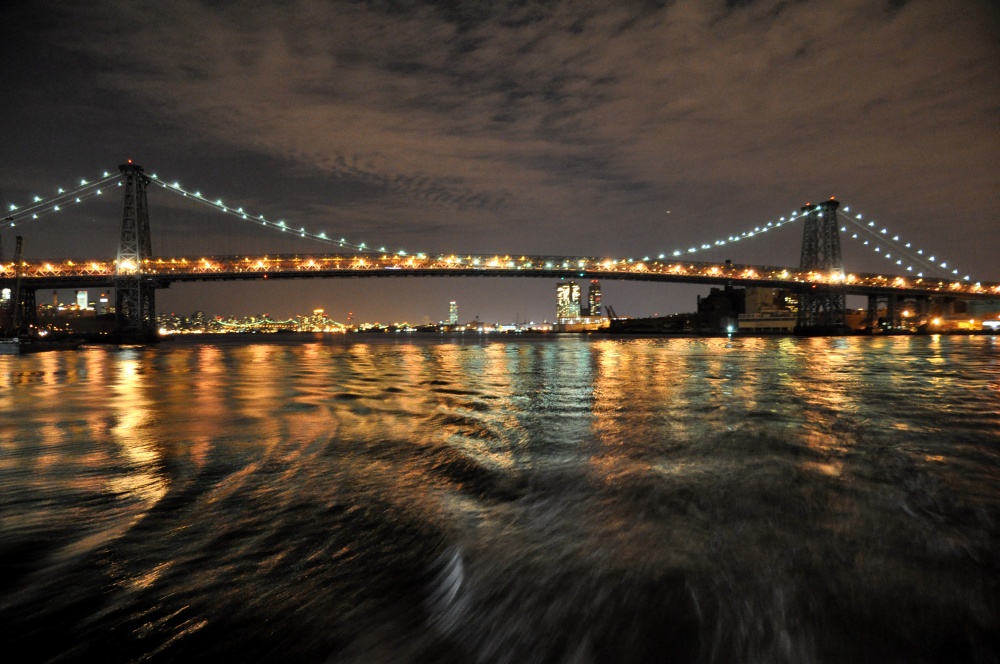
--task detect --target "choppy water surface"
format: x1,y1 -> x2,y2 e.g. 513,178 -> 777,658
1,334 -> 998,663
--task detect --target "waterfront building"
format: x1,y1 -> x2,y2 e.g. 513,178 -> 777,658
449,301 -> 459,325
738,308 -> 798,333
744,287 -> 798,315
587,280 -> 602,316
556,281 -> 581,319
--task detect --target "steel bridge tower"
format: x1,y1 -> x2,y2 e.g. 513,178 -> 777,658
116,161 -> 156,337
797,198 -> 847,331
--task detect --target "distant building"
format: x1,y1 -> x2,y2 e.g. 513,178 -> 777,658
449,300 -> 459,325
556,281 -> 581,319
587,280 -> 602,316
308,309 -> 327,330
739,287 -> 797,333
966,298 -> 1000,317
75,290 -> 88,309
738,308 -> 798,333
745,287 -> 798,315
697,286 -> 744,332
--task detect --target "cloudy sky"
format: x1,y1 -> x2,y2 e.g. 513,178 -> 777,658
1,0 -> 997,324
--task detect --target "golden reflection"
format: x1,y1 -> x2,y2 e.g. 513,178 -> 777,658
801,460 -> 843,477
32,352 -> 71,448
405,342 -> 521,474
226,345 -> 286,447
590,340 -> 670,481
126,561 -> 174,592
186,345 -> 228,442
109,352 -> 169,507
790,338 -> 860,456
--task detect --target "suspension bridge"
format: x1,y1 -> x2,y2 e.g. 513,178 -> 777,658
1,162 -> 997,339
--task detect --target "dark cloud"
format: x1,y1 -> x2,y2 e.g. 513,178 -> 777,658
0,0 -> 996,322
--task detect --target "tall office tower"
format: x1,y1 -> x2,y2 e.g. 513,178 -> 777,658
310,309 -> 325,330
76,290 -> 88,309
556,281 -> 582,318
587,280 -> 602,317
449,301 -> 459,325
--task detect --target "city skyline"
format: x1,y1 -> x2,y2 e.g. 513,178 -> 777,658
0,1 -> 996,322
38,282 -> 602,326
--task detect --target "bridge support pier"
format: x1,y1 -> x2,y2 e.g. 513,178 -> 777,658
796,199 -> 848,333
866,293 -> 933,333
867,294 -> 900,332
866,296 -> 877,333
115,162 -> 158,340
887,294 -> 900,329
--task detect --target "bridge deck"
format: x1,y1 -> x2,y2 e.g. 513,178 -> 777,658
2,254 -> 998,298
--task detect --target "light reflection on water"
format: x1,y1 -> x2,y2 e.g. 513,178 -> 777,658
0,334 -> 998,663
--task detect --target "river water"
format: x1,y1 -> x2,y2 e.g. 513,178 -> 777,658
1,334 -> 998,663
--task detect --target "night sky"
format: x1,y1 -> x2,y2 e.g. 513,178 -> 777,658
1,1 -> 997,325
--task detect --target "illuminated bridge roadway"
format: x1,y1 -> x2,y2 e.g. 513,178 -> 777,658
4,253 -> 1000,299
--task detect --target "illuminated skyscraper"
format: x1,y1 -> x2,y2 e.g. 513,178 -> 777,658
449,301 -> 458,325
587,280 -> 601,316
309,309 -> 325,330
76,290 -> 88,309
556,281 -> 581,319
